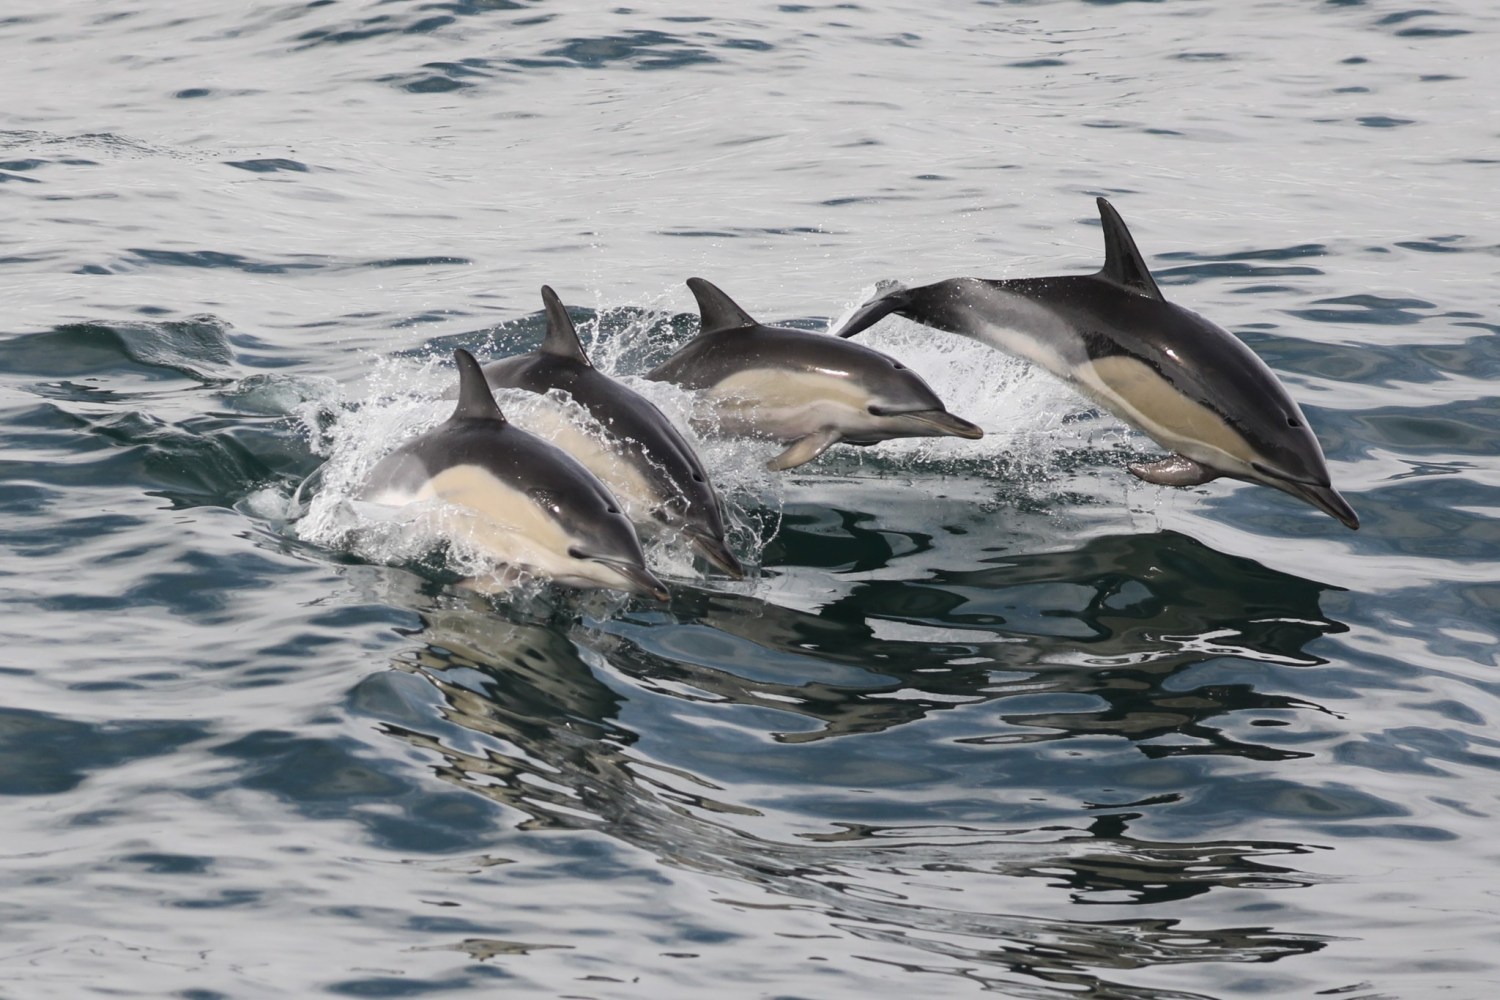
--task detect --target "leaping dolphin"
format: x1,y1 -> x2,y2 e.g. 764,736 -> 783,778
478,286 -> 744,578
645,277 -> 983,471
360,348 -> 670,600
832,198 -> 1358,529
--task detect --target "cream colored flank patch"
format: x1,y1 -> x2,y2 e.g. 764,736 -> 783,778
517,405 -> 658,520
707,369 -> 873,440
1075,355 -> 1262,476
370,463 -> 635,591
970,302 -> 1081,374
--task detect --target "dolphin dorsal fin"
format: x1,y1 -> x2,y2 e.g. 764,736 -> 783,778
539,285 -> 593,367
1095,197 -> 1163,300
686,277 -> 758,334
451,348 -> 506,422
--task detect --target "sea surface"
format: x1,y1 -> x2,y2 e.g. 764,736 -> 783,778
3,2 -> 1499,998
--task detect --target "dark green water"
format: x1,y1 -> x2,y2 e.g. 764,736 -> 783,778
2,3 -> 1498,997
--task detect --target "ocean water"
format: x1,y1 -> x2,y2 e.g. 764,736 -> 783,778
3,2 -> 1499,997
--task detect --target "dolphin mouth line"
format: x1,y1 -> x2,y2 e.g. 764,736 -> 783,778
1250,461 -> 1327,490
1247,462 -> 1359,529
1278,479 -> 1360,531
575,551 -> 671,601
874,407 -> 984,439
683,526 -> 746,579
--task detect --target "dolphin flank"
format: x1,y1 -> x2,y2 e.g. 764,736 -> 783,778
361,348 -> 670,599
832,198 -> 1358,529
479,286 -> 743,578
646,277 -> 982,471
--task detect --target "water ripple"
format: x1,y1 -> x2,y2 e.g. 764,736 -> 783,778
4,2 -> 1500,997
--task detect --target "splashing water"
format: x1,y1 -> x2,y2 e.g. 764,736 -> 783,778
285,287 -> 1144,598
288,340 -> 782,590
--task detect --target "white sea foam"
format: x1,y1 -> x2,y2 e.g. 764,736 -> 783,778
824,284 -> 1130,474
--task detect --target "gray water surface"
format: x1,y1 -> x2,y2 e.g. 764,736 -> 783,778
3,3 -> 1499,998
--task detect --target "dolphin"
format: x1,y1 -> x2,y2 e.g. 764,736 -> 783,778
832,198 -> 1358,529
360,348 -> 670,600
478,286 -> 743,578
645,277 -> 983,471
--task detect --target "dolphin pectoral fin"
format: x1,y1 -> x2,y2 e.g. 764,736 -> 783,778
767,429 -> 842,471
1128,455 -> 1219,487
832,286 -> 914,340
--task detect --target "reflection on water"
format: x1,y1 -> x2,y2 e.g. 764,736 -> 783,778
386,605 -> 637,833
603,531 -> 1345,755
365,528 -> 1345,997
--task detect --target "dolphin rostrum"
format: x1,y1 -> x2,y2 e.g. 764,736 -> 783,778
361,348 -> 670,599
479,286 -> 743,578
832,198 -> 1358,529
645,277 -> 982,471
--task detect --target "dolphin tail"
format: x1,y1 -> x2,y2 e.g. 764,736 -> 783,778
832,284 -> 914,340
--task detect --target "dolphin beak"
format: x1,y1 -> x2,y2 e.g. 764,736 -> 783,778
686,528 -> 745,579
1278,479 -> 1360,530
594,558 -> 671,601
902,409 -> 984,440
